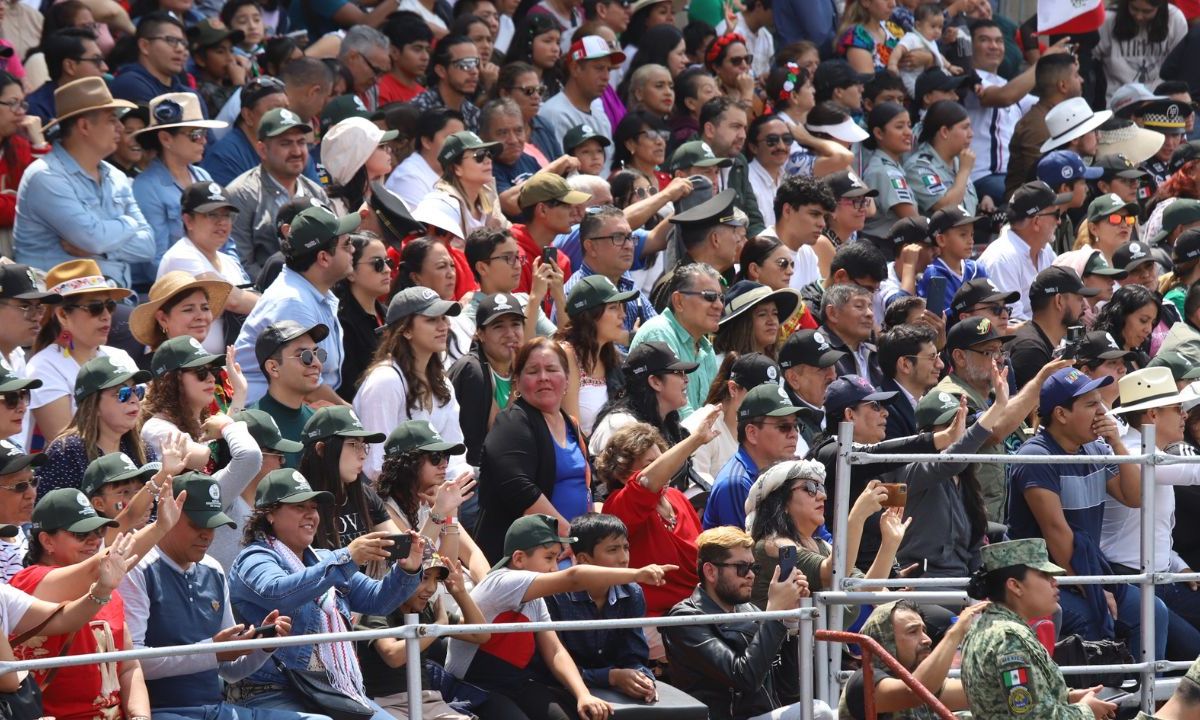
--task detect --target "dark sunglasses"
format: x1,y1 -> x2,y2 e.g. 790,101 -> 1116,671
66,299 -> 117,316
0,477 -> 36,493
728,54 -> 753,67
186,365 -> 222,382
1104,213 -> 1137,226
291,347 -> 328,366
712,561 -> 759,577
761,133 -> 789,147
69,528 -> 104,541
798,479 -> 825,497
515,84 -> 546,97
358,257 -> 393,273
425,451 -> 448,466
117,384 -> 145,403
467,148 -> 492,163
678,289 -> 722,303
0,389 -> 29,410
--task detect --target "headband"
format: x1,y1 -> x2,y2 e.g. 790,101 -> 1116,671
705,32 -> 745,70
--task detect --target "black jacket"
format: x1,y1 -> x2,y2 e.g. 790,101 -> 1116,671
821,324 -> 883,387
474,396 -> 588,561
881,378 -> 917,440
662,587 -> 789,720
447,342 -> 497,467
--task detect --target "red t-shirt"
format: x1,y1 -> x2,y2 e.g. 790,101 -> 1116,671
603,474 -> 701,616
377,74 -> 425,106
10,564 -> 125,720
510,223 -> 572,295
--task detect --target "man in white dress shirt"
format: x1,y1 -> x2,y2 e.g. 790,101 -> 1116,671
978,181 -> 1070,322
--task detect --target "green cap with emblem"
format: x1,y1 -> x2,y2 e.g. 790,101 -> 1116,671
257,107 -> 312,140
0,364 -> 40,393
565,275 -> 637,318
32,488 -> 119,532
915,390 -> 964,430
384,420 -> 466,458
736,383 -> 803,422
173,472 -> 237,528
1151,199 -> 1200,245
319,94 -> 375,132
255,468 -> 334,508
1086,192 -> 1139,223
493,513 -> 577,571
74,356 -> 151,403
669,140 -> 734,171
302,406 -> 385,444
284,206 -> 361,260
151,335 -> 224,378
1082,250 -> 1127,278
0,438 -> 45,475
233,409 -> 304,453
81,452 -> 158,497
437,131 -> 500,170
562,123 -> 611,152
980,538 -> 1066,575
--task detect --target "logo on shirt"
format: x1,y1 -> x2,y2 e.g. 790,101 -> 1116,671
920,173 -> 942,188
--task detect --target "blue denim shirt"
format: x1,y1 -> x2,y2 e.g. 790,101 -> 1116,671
228,540 -> 422,687
234,266 -> 343,404
131,159 -> 213,288
13,144 -> 155,288
544,583 -> 653,689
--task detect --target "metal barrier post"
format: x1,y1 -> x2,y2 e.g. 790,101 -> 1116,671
1140,425 -> 1157,713
405,613 -> 423,720
799,599 -> 814,720
829,421 -> 855,706
815,596 -> 830,704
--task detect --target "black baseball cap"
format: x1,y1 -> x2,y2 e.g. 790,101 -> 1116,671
1028,266 -> 1099,300
1009,181 -> 1072,219
950,278 -> 1020,315
182,181 -> 239,214
381,286 -> 461,332
624,341 -> 698,377
914,67 -> 976,102
928,207 -> 985,235
728,353 -> 782,388
946,316 -> 1014,351
813,59 -> 872,95
1093,153 -> 1148,180
1112,240 -> 1156,271
0,264 -> 59,302
779,329 -> 846,370
823,170 -> 877,199
888,217 -> 931,246
254,320 -> 330,370
1076,331 -> 1135,363
1171,140 -> 1200,173
1176,228 -> 1200,264
476,292 -> 526,327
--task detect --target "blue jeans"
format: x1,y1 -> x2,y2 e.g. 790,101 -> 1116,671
974,173 -> 1007,206
1157,583 -> 1200,660
240,689 -> 393,720
151,702 -> 332,720
1058,584 -> 1168,660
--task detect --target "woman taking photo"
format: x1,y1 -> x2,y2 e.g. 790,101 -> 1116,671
504,15 -> 563,98
395,236 -> 458,300
625,64 -> 675,122
681,352 -> 780,481
494,61 -> 561,163
589,340 -> 694,462
613,111 -> 670,189
1092,284 -> 1161,369
473,337 -> 591,562
430,130 -> 509,238
861,102 -> 917,243
355,287 -> 469,482
323,117 -> 397,217
229,469 -> 426,719
713,281 -> 799,361
704,32 -> 754,106
336,233 -> 390,402
836,0 -> 906,73
558,275 -> 633,435
28,260 -> 141,448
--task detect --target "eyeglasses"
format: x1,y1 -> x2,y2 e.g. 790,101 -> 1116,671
468,148 -> 492,163
757,420 -> 799,434
0,389 -> 29,410
728,54 -> 753,67
1104,213 -> 1137,226
628,186 -> 651,201
1037,210 -> 1064,220
358,257 -> 393,273
148,35 -> 188,49
971,303 -> 1011,317
797,479 -> 825,497
487,252 -> 522,267
425,451 -> 448,466
201,209 -> 234,222
362,55 -> 390,78
344,438 -> 368,455
117,384 -> 145,403
75,55 -> 106,67
0,478 -> 36,493
966,347 -> 1003,360
0,98 -> 28,112
451,57 -> 481,71
639,129 -> 670,142
180,128 -> 206,142
904,352 -> 941,363
656,369 -> 689,378
857,400 -> 884,411
0,301 -> 44,319
289,347 -> 328,366
514,84 -> 546,97
65,299 -> 117,316
69,528 -> 104,542
839,197 -> 871,210
761,133 -> 788,147
186,365 -> 221,382
712,561 -> 759,577
587,232 -> 635,246
678,289 -> 722,303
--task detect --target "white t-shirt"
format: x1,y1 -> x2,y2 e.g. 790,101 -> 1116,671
26,345 -> 139,413
747,159 -> 781,229
399,0 -> 447,32
445,568 -> 549,680
0,347 -> 30,450
157,237 -> 253,355
0,582 -> 33,634
896,32 -> 945,98
386,153 -> 441,213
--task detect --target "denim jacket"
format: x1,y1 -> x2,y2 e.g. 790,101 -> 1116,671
227,539 -> 422,687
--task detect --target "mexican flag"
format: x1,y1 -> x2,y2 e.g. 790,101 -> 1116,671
1038,0 -> 1106,35
1002,668 -> 1029,689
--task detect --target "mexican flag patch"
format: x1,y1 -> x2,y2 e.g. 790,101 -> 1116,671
921,173 -> 942,188
1002,668 -> 1029,688
890,177 -> 908,189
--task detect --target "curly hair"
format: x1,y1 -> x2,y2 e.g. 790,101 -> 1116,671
369,320 -> 452,416
556,305 -> 620,379
140,369 -> 210,440
1092,284 -> 1161,351
376,450 -> 428,529
241,506 -> 278,546
595,422 -> 668,496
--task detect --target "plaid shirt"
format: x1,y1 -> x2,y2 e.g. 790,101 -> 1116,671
410,85 -> 482,133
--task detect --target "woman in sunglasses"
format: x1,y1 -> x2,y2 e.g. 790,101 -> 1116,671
704,33 -> 753,106
431,130 -> 509,240
28,260 -> 141,449
613,111 -> 671,190
493,61 -> 561,164
1081,192 -> 1140,268
140,337 -> 251,473
335,233 -> 391,403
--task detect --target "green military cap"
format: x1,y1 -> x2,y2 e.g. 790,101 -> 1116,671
284,206 -> 361,260
81,452 -> 158,497
0,365 -> 40,393
384,420 -> 466,458
562,123 -> 611,153
257,107 -> 312,140
32,488 -> 118,533
319,94 -> 374,132
173,472 -> 237,529
1151,199 -> 1200,245
669,188 -> 743,228
915,390 -> 963,430
737,383 -> 803,422
302,406 -> 385,444
74,356 -> 151,404
233,409 -> 304,453
565,275 -> 637,318
255,469 -> 334,509
517,171 -> 591,210
493,514 -> 577,571
188,17 -> 243,51
980,538 -> 1066,575
1086,192 -> 1139,223
669,140 -> 733,172
151,335 -> 224,378
437,131 -> 500,171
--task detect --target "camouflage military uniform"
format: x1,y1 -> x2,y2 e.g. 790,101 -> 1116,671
960,539 -> 1094,720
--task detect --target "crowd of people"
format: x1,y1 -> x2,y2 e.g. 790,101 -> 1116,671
3,0 -> 1200,718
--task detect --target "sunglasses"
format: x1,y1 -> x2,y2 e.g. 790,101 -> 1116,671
656,369 -> 689,378
515,84 -> 546,97
761,133 -> 789,147
972,303 -> 1011,317
728,54 -> 753,67
186,366 -> 221,382
757,420 -> 799,434
425,451 -> 448,466
773,257 -> 795,269
117,384 -> 145,403
1104,213 -> 1137,226
0,389 -> 29,410
839,197 -> 871,209
678,289 -> 722,303
797,478 -> 825,497
451,57 -> 481,71
0,478 -> 36,493
290,347 -> 328,366
467,148 -> 492,163
69,528 -> 104,541
857,400 -> 884,411
66,299 -> 117,316
358,257 -> 393,273
180,128 -> 205,142
712,561 -> 759,577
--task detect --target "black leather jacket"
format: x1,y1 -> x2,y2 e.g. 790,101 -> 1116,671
662,587 -> 789,720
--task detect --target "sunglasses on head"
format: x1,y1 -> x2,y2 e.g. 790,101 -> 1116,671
0,477 -> 36,493
0,389 -> 28,410
291,347 -> 328,366
712,561 -> 759,577
1104,213 -> 1137,226
117,384 -> 145,403
66,299 -> 117,316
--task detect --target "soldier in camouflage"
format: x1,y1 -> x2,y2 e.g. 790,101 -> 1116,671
1135,652 -> 1200,719
960,538 -> 1117,720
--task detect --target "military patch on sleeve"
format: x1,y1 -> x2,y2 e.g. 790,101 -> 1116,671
921,173 -> 945,192
1002,666 -> 1033,715
890,177 -> 909,190
1007,686 -> 1033,714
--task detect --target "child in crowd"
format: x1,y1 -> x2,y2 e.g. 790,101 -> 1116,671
887,3 -> 963,98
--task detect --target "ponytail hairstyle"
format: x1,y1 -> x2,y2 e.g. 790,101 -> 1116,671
966,564 -> 1030,602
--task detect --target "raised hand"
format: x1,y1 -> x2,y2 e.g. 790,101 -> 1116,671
96,532 -> 140,593
693,404 -> 723,443
431,471 -> 476,518
348,531 -> 393,566
225,345 -> 248,409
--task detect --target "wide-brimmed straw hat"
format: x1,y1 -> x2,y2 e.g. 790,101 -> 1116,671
1112,367 -> 1190,415
129,271 -> 232,347
47,77 -> 136,130
44,259 -> 132,300
133,93 -> 227,137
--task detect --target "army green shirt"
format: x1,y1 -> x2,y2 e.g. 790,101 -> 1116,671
961,603 -> 1094,720
904,141 -> 979,216
861,151 -> 915,241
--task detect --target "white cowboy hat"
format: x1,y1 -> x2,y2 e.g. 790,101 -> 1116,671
1041,97 -> 1113,153
1112,367 -> 1190,415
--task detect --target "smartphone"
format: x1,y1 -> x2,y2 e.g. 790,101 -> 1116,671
254,623 -> 278,639
386,533 -> 413,562
881,483 -> 908,508
542,246 -> 558,267
926,276 -> 947,317
1095,687 -> 1130,704
778,545 -> 797,581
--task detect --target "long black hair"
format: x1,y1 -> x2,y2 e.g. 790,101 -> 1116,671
967,564 -> 1030,602
749,479 -> 802,545
1113,0 -> 1172,42
298,435 -> 372,550
1091,283 -> 1160,362
593,368 -> 686,445
617,23 -> 683,100
612,110 -> 667,170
